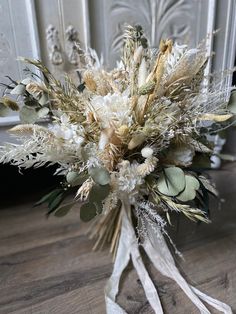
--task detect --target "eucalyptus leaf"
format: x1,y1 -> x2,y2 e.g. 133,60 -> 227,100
66,171 -> 88,187
21,77 -> 32,85
88,166 -> 110,185
80,202 -> 97,222
39,93 -> 49,106
37,107 -> 49,118
19,105 -> 38,123
10,84 -> 26,95
34,188 -> 62,206
89,184 -> 110,203
47,192 -> 64,215
54,202 -> 75,217
177,175 -> 200,202
157,167 -> 185,196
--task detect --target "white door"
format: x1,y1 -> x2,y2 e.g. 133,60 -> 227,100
0,0 -> 39,133
0,0 -> 235,142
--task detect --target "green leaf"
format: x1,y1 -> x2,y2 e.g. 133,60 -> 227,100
34,189 -> 62,206
228,90 -> 236,114
177,175 -> 200,202
80,202 -> 97,222
54,202 -> 75,217
47,192 -> 64,214
88,166 -> 110,185
21,77 -> 32,85
66,171 -> 88,187
157,167 -> 185,196
89,184 -> 110,203
10,84 -> 26,95
39,93 -> 49,106
19,105 -> 38,123
37,107 -> 49,118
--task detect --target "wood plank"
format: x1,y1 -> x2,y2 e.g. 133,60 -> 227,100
0,164 -> 236,313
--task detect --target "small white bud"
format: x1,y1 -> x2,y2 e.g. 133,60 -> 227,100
141,147 -> 153,158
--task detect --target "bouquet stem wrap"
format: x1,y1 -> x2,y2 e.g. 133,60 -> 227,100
105,198 -> 232,314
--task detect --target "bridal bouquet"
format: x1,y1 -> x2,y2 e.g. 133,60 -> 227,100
0,25 -> 235,313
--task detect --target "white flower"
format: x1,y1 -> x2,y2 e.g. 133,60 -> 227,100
141,147 -> 153,158
49,114 -> 84,146
90,93 -> 132,129
117,160 -> 143,193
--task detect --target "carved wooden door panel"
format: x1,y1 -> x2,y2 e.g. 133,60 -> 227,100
88,0 -> 235,72
89,0 -> 210,67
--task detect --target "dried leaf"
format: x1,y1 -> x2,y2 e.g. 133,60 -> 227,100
0,103 -> 10,117
198,175 -> 218,197
199,113 -> 233,122
0,97 -> 19,111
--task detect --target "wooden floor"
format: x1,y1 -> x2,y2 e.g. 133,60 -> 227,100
0,164 -> 236,314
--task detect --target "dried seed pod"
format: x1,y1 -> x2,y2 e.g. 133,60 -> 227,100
116,125 -> 129,143
128,133 -> 146,150
87,111 -> 95,124
83,70 -> 97,92
138,81 -> 155,95
137,156 -> 158,176
117,125 -> 129,137
26,82 -> 45,95
0,97 -> 19,111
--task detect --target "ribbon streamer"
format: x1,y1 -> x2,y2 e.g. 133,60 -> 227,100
105,200 -> 232,314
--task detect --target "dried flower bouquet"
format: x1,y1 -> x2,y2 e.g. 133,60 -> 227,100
0,25 -> 235,313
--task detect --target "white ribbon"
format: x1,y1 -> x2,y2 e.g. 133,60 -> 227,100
105,199 -> 163,314
105,200 -> 232,314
